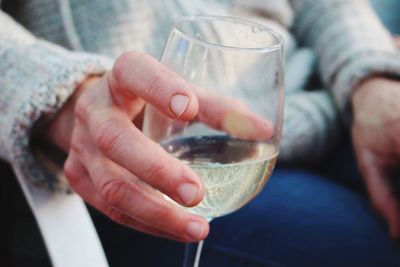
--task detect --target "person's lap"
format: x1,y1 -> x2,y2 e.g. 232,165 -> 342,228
2,159 -> 400,266
91,162 -> 400,267
201,168 -> 400,267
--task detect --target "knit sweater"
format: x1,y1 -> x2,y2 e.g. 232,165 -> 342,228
1,0 -> 400,191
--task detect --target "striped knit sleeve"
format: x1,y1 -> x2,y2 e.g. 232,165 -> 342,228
280,90 -> 342,163
289,0 -> 400,121
0,10 -> 112,191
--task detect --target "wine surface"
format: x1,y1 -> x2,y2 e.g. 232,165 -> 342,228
162,135 -> 278,219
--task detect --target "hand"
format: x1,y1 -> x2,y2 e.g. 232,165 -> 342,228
48,52 -> 209,242
46,52 -> 273,242
352,77 -> 400,238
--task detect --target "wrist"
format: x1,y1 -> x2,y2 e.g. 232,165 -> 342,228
352,77 -> 400,126
45,76 -> 100,152
352,76 -> 387,101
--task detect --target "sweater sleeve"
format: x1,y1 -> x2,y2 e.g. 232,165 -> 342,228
288,0 -> 400,121
0,10 -> 113,191
280,89 -> 343,164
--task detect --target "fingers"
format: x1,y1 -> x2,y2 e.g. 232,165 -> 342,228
195,89 -> 274,141
74,83 -> 204,207
64,153 -> 193,242
355,146 -> 400,238
71,120 -> 209,239
79,107 -> 204,206
100,51 -> 273,141
109,52 -> 198,121
69,125 -> 209,241
88,158 -> 208,241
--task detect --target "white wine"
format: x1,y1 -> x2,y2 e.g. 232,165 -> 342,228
162,135 -> 278,219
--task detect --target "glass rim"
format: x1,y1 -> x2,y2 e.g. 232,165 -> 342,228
171,15 -> 284,53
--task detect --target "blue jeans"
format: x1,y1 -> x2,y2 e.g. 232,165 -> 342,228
2,152 -> 400,266
91,146 -> 400,267
199,168 -> 400,267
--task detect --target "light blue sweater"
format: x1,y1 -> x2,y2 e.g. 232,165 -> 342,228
1,0 -> 400,191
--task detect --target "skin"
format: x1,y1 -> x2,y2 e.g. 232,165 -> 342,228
394,36 -> 400,48
352,76 -> 400,239
351,38 -> 400,239
46,51 -> 272,242
47,40 -> 400,241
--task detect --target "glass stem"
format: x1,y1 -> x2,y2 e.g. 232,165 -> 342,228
193,240 -> 204,267
183,241 -> 204,267
183,218 -> 211,267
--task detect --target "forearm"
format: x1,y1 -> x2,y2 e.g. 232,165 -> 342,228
289,0 -> 400,120
45,76 -> 101,152
0,10 -> 112,190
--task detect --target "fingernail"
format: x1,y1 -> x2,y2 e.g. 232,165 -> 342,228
170,94 -> 189,117
186,221 -> 205,240
177,183 -> 198,205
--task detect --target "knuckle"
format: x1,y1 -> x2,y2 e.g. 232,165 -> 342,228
112,52 -> 145,84
112,52 -> 132,83
147,73 -> 164,96
107,209 -> 128,225
74,98 -> 89,122
100,179 -> 128,207
70,140 -> 83,154
64,159 -> 80,186
94,118 -> 123,154
152,204 -> 171,221
144,161 -> 169,185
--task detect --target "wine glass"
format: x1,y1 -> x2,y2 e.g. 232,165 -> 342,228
143,15 -> 284,267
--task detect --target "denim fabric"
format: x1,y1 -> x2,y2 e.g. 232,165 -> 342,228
93,141 -> 400,267
201,168 -> 400,267
88,165 -> 400,267
2,150 -> 400,267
